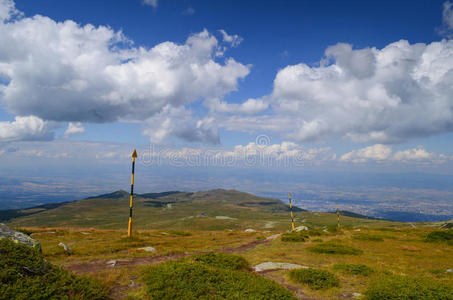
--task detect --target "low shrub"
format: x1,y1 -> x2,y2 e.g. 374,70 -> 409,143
140,260 -> 296,299
0,238 -> 108,299
326,225 -> 340,233
312,238 -> 323,242
281,231 -> 308,242
425,230 -> 453,244
333,263 -> 374,276
352,234 -> 384,242
191,252 -> 250,271
168,230 -> 192,236
308,241 -> 362,255
289,268 -> 339,290
365,274 -> 453,299
307,229 -> 324,236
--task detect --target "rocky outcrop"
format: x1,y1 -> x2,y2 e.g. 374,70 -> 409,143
0,223 -> 41,251
252,262 -> 308,272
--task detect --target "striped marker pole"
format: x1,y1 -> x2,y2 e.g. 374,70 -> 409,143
336,205 -> 340,231
128,149 -> 138,238
289,193 -> 295,231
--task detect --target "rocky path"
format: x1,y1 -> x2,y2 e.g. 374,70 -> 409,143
64,238 -> 270,274
63,237 -> 315,299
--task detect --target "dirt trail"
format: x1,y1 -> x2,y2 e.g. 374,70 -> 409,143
64,238 -> 269,274
63,238 -> 322,299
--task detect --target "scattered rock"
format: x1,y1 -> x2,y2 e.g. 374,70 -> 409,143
264,221 -> 276,229
80,232 -> 92,235
58,242 -> 71,252
106,260 -> 117,267
137,246 -> 157,253
354,229 -> 361,232
128,280 -> 135,287
30,231 -> 56,236
446,269 -> 453,273
266,234 -> 282,240
244,228 -> 256,233
294,225 -> 308,232
352,292 -> 361,297
0,223 -> 41,251
253,262 -> 308,272
215,216 -> 236,220
409,223 -> 416,228
166,203 -> 172,209
441,222 -> 453,229
160,232 -> 168,235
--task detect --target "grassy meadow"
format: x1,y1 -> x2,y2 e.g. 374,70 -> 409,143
3,189 -> 453,299
10,224 -> 452,299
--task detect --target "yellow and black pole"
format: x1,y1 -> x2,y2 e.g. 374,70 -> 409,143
128,149 -> 138,238
336,205 -> 340,231
289,193 -> 295,231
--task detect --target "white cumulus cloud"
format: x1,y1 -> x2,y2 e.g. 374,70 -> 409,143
64,122 -> 85,138
219,29 -> 243,47
341,144 -> 447,164
205,98 -> 268,115
142,105 -> 220,144
0,15 -> 249,123
441,1 -> 453,37
0,0 -> 20,22
254,39 -> 453,143
0,2 -> 249,144
0,116 -> 53,142
340,144 -> 392,163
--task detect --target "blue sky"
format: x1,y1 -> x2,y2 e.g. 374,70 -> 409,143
2,0 -> 453,211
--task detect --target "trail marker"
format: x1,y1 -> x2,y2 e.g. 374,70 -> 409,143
128,149 -> 137,237
289,193 -> 295,231
336,205 -> 340,231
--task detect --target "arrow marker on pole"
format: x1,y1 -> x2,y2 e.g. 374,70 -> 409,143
289,193 -> 295,231
128,149 -> 137,237
337,205 -> 340,231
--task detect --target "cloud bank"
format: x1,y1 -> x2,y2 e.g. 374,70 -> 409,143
222,39 -> 453,144
0,1 -> 249,143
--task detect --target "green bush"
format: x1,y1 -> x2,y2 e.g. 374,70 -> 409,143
191,252 -> 250,271
307,229 -> 324,236
0,238 -> 108,299
140,260 -> 296,299
308,241 -> 362,255
281,231 -> 308,242
326,225 -> 340,233
289,268 -> 339,290
352,234 -> 384,242
365,274 -> 453,300
333,264 -> 374,276
168,230 -> 192,236
425,230 -> 453,244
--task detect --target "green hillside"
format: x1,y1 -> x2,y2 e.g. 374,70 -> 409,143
6,189 -> 394,230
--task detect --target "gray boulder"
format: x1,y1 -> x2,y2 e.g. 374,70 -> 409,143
252,262 -> 308,272
0,223 -> 41,251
